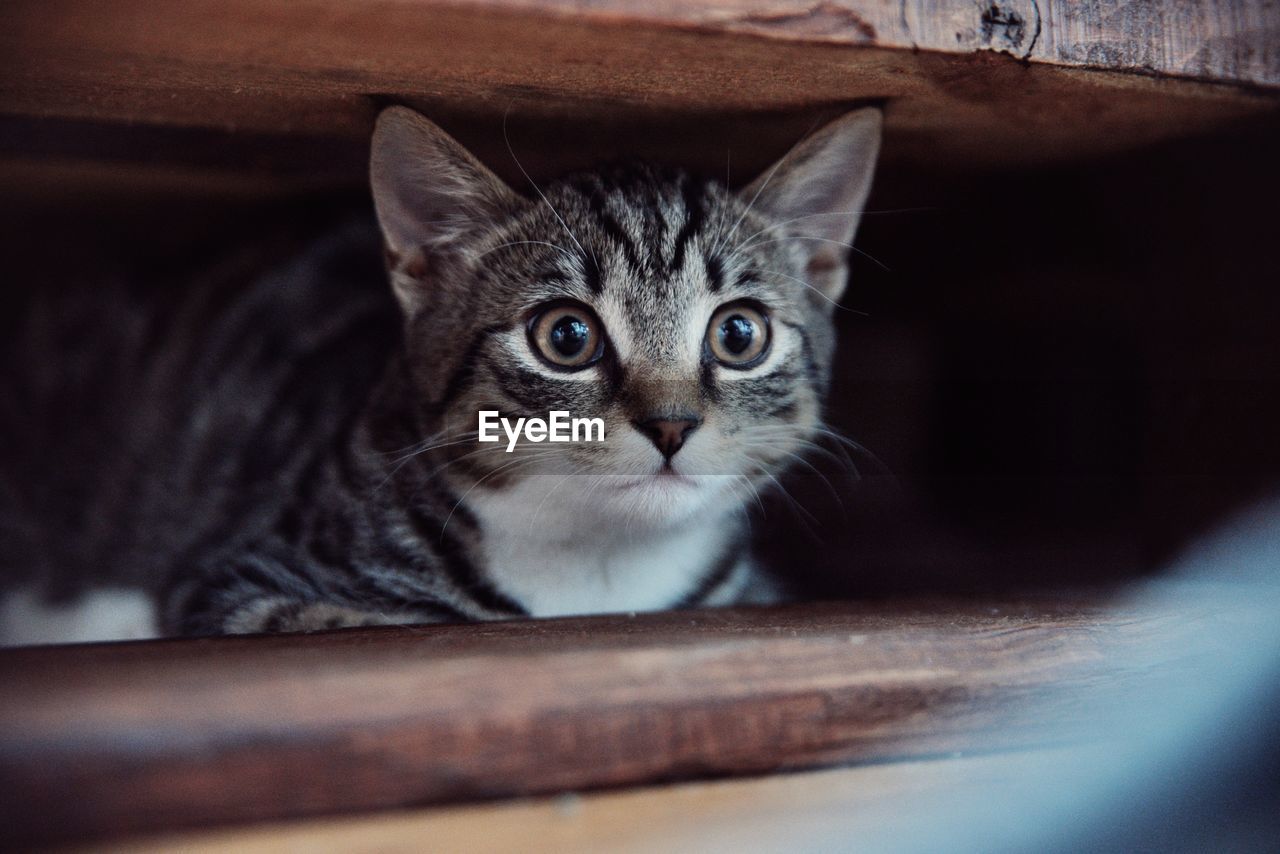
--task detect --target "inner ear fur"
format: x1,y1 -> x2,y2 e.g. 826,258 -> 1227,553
369,106 -> 520,314
739,109 -> 882,304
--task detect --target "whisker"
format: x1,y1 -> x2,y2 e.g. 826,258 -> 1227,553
775,449 -> 845,512
388,440 -> 560,496
745,236 -> 891,273
478,240 -> 576,262
755,269 -> 863,314
527,465 -> 590,535
384,432 -> 479,466
711,115 -> 826,259
439,452 -> 554,539
739,424 -> 859,472
759,471 -> 821,536
711,154 -> 785,260
732,210 -> 866,255
732,206 -> 942,255
788,439 -> 861,480
502,109 -> 597,272
375,432 -> 484,491
375,424 -> 466,458
734,473 -> 767,516
810,425 -> 899,485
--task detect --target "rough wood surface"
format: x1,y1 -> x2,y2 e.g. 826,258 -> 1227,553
0,1 -> 1276,195
482,0 -> 1280,87
0,597 -> 1212,847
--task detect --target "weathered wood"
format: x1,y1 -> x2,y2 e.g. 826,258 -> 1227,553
0,1 -> 1276,195
483,1 -> 1280,87
0,597 -> 1217,847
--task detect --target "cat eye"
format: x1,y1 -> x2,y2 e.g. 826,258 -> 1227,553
707,303 -> 770,367
528,302 -> 605,369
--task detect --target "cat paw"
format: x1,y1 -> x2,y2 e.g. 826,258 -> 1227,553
224,599 -> 414,634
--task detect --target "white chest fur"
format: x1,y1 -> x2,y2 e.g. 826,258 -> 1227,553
468,482 -> 741,618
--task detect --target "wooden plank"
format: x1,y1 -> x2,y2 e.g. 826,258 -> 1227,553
104,749 -> 1073,854
0,597 -> 1214,847
477,1 -> 1280,88
0,1 -> 1276,193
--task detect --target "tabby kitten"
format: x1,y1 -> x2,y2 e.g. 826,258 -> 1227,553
2,107 -> 881,638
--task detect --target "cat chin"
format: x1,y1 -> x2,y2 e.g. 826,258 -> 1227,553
569,473 -> 743,530
473,472 -> 740,536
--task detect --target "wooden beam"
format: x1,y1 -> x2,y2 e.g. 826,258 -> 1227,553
477,0 -> 1280,87
106,749 -> 1074,854
0,1 -> 1276,192
0,597 -> 1216,846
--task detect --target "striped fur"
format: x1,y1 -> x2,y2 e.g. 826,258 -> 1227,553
0,108 -> 880,637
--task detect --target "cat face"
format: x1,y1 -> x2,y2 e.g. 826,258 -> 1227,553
371,108 -> 880,530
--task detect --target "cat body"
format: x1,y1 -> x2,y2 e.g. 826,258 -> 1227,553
0,223 -> 400,639
0,107 -> 881,639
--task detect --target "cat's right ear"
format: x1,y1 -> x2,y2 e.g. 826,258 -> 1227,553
370,107 -> 520,314
738,109 -> 881,306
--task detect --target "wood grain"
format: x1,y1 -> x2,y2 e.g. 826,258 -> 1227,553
0,0 -> 1276,196
0,597 -> 1216,847
105,748 -> 1076,854
479,1 -> 1280,86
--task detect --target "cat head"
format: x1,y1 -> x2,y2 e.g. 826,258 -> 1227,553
370,107 -> 880,530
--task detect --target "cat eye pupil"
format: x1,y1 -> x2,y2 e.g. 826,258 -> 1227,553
530,304 -> 603,369
550,316 -> 589,356
719,316 -> 754,355
707,303 -> 769,367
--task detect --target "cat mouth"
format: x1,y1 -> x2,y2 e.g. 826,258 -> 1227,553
612,469 -> 696,491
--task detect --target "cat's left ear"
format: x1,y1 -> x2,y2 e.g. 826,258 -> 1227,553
740,108 -> 881,304
370,107 -> 521,314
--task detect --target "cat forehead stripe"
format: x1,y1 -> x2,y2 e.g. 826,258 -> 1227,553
555,166 -> 721,289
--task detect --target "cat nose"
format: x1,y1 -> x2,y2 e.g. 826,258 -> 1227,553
633,415 -> 702,461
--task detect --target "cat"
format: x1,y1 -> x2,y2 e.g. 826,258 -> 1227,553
0,106 -> 881,640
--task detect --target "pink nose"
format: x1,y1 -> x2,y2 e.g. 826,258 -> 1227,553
634,416 -> 701,461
